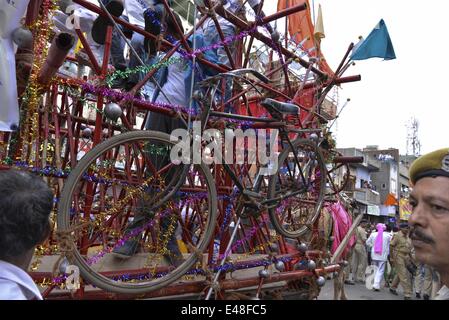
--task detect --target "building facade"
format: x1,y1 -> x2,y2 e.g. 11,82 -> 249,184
337,148 -> 381,222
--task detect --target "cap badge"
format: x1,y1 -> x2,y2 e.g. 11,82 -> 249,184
442,154 -> 449,172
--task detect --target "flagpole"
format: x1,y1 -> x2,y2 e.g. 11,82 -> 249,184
312,0 -> 316,24
285,0 -> 289,49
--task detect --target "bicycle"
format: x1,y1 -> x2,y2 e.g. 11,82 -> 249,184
57,68 -> 326,294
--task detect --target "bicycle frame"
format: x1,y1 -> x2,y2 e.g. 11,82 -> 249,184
162,71 -> 323,216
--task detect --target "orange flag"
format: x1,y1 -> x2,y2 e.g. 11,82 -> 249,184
277,0 -> 334,77
384,193 -> 398,206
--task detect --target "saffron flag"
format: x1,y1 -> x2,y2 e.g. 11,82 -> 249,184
350,19 -> 396,61
384,193 -> 398,206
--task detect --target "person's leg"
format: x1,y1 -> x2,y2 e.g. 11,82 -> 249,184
391,273 -> 399,288
422,265 -> 432,299
147,112 -> 186,266
113,112 -> 179,259
203,24 -> 236,112
359,247 -> 368,281
389,272 -> 400,295
112,194 -> 155,259
366,246 -> 372,265
126,32 -> 148,89
215,25 -> 237,66
109,25 -> 126,71
431,269 -> 441,299
373,260 -> 385,290
383,259 -> 388,285
351,245 -> 360,281
344,249 -> 354,284
414,264 -> 424,297
396,255 -> 413,298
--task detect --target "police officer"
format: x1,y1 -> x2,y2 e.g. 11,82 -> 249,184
351,220 -> 368,283
389,223 -> 414,299
408,148 -> 449,300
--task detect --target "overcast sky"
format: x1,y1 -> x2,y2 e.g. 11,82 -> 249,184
265,0 -> 449,155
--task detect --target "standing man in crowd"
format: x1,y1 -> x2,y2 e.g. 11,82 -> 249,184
408,148 -> 449,300
0,170 -> 54,300
366,223 -> 392,291
389,223 -> 414,299
351,220 -> 368,283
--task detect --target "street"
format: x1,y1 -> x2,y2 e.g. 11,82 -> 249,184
318,280 -> 416,300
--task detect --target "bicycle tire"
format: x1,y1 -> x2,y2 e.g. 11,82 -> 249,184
58,130 -> 217,294
267,138 -> 326,238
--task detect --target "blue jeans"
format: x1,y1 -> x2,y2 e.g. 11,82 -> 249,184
202,24 -> 236,112
128,32 -> 151,85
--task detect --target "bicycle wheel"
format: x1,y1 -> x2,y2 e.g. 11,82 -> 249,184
324,150 -> 350,197
267,138 -> 326,238
57,130 -> 217,294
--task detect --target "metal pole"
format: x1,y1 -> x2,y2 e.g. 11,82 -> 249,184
187,4 -> 198,128
312,0 -> 316,24
205,217 -> 241,300
328,98 -> 350,131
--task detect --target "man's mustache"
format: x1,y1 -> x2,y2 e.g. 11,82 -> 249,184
410,228 -> 434,244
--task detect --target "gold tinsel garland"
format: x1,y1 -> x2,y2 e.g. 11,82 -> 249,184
20,0 -> 58,164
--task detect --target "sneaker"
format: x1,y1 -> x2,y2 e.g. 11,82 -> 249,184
423,294 -> 430,300
404,296 -> 412,300
91,0 -> 124,45
112,238 -> 139,259
373,288 -> 380,292
389,288 -> 398,295
416,292 -> 421,299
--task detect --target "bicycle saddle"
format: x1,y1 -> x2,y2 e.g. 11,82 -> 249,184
260,98 -> 299,116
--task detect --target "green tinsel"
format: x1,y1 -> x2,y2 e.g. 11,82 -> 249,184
105,56 -> 184,88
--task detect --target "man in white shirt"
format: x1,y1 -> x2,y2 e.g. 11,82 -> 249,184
366,223 -> 392,291
0,170 -> 54,300
408,148 -> 449,300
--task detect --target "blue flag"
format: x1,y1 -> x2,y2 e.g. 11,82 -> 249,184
350,19 -> 396,61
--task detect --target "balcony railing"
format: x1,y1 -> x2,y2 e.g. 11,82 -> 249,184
353,188 -> 380,204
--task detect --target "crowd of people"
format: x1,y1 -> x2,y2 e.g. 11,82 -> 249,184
346,214 -> 443,299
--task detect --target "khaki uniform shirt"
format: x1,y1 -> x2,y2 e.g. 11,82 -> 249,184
355,226 -> 367,246
390,232 -> 413,258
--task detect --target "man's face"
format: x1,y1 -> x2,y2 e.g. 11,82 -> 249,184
409,177 -> 449,271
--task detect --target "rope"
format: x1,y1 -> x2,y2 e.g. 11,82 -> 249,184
51,221 -> 91,278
